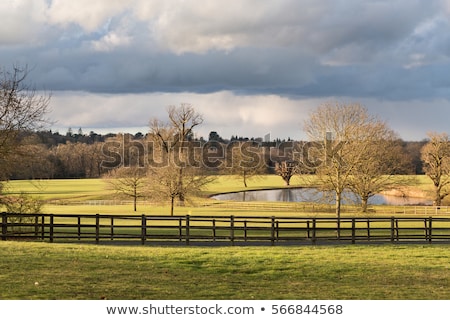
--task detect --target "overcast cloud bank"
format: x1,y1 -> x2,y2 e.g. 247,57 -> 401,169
2,1 -> 450,140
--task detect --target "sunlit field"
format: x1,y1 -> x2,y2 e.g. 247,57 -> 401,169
1,175 -> 449,300
4,175 -> 305,199
1,175 -> 443,217
1,174 -> 440,215
3,176 -> 304,215
0,241 -> 449,300
4,179 -> 112,201
4,174 -> 435,198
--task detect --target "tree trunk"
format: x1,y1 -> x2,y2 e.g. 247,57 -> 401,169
133,185 -> 137,212
434,185 -> 442,206
284,177 -> 290,186
243,170 -> 248,188
178,167 -> 185,206
361,195 -> 369,213
170,196 -> 175,216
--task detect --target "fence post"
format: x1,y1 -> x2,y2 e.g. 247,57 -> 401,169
186,215 -> 190,246
110,217 -> 114,241
141,215 -> 146,245
78,216 -> 81,241
41,215 -> 45,240
179,218 -> 183,242
390,217 -> 395,243
428,217 -> 433,243
95,214 -> 100,244
212,219 -> 216,242
244,220 -> 247,242
230,215 -> 235,246
49,214 -> 54,243
395,219 -> 399,241
351,218 -> 356,244
312,218 -> 316,245
2,212 -> 7,241
307,220 -> 310,239
271,217 -> 275,246
367,219 -> 370,241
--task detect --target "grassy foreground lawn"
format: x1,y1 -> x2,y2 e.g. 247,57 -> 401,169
0,241 -> 449,300
1,177 -> 449,301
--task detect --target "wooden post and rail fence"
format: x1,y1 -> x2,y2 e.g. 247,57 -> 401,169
2,212 -> 450,245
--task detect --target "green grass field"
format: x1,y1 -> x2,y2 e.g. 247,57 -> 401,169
3,179 -> 112,201
3,175 -> 304,200
1,175 -> 449,300
0,241 -> 448,300
2,175 -> 441,216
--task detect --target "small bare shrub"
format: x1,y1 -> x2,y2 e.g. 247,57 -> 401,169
1,193 -> 43,234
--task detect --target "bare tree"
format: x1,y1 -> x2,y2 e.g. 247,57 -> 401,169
303,102 -> 394,235
148,164 -> 211,216
167,104 -> 203,146
168,104 -> 203,203
225,141 -> 266,187
347,134 -> 411,212
421,132 -> 450,206
148,104 -> 210,213
275,160 -> 298,186
105,166 -> 148,211
0,65 -> 51,180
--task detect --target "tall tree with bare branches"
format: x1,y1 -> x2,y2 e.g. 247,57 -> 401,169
346,133 -> 411,212
225,141 -> 267,187
421,132 -> 450,206
275,160 -> 298,186
105,166 -> 148,212
148,104 -> 209,213
0,65 -> 51,181
303,102 -> 397,235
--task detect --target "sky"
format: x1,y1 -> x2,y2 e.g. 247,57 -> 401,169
2,0 -> 450,141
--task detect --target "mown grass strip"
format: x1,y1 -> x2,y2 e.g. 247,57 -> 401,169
0,242 -> 448,300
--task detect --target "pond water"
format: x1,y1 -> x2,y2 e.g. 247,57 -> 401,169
211,188 -> 432,206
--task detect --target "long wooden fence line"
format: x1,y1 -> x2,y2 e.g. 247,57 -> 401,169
1,212 -> 450,245
45,199 -> 450,215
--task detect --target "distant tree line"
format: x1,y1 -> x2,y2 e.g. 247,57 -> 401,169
7,127 -> 428,181
6,127 -> 426,181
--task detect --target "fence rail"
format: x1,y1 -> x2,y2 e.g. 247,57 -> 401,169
3,212 -> 450,245
46,199 -> 450,215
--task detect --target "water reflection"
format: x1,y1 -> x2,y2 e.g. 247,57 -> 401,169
211,188 -> 432,206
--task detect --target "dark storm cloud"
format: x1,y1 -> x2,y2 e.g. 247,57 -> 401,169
0,0 -> 447,99
20,44 -> 450,102
2,0 -> 450,140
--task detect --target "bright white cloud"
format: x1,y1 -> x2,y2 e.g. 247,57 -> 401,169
89,14 -> 135,52
91,32 -> 131,52
49,90 -> 450,141
46,0 -> 133,32
49,91 -> 314,139
0,0 -> 48,45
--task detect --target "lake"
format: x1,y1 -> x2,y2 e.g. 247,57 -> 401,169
211,188 -> 432,206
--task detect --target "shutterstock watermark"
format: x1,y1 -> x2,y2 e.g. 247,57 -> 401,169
100,133 -> 342,170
